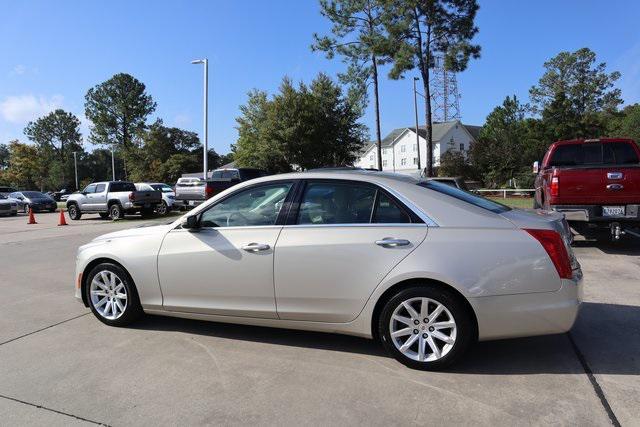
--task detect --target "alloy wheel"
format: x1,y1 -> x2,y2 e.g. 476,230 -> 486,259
389,297 -> 457,362
89,270 -> 128,320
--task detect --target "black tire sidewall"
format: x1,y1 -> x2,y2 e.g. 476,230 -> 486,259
378,286 -> 475,370
68,204 -> 81,220
157,201 -> 168,215
85,263 -> 142,326
109,204 -> 122,220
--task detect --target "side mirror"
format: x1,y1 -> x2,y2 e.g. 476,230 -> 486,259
181,215 -> 199,230
532,161 -> 540,174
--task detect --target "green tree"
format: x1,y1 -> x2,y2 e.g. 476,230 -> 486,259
313,0 -> 389,170
438,150 -> 475,179
3,140 -> 44,189
84,73 -> 156,176
469,96 -> 540,188
0,144 -> 9,170
24,109 -> 82,189
608,104 -> 640,142
383,0 -> 480,177
233,74 -> 366,172
530,48 -> 622,115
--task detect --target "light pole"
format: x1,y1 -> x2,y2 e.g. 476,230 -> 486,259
413,77 -> 422,171
191,58 -> 209,180
73,151 -> 79,190
111,146 -> 116,181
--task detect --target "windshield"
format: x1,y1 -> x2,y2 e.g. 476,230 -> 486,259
417,181 -> 511,214
151,184 -> 173,192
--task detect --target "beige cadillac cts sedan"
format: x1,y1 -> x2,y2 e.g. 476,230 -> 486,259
74,170 -> 582,370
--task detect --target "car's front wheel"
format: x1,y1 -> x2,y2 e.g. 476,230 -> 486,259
379,286 -> 475,370
67,204 -> 81,220
85,263 -> 142,326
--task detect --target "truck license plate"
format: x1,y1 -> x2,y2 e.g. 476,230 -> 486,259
603,206 -> 625,217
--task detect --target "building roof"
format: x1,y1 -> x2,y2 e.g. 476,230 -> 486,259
360,120 -> 480,155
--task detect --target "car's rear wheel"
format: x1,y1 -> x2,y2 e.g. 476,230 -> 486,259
379,286 -> 474,370
67,204 -> 81,220
85,263 -> 142,326
109,203 -> 124,220
156,201 -> 168,216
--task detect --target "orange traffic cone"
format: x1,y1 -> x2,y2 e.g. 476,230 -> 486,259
58,209 -> 68,226
27,207 -> 37,224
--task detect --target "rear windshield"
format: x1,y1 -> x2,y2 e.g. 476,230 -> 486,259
417,181 -> 511,214
109,182 -> 136,192
549,142 -> 639,166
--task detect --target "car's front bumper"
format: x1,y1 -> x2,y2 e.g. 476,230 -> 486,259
471,269 -> 583,341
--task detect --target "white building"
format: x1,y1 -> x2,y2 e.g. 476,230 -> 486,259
354,120 -> 480,176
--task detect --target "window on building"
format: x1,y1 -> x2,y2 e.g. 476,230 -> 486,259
400,145 -> 406,153
413,143 -> 417,152
369,154 -> 374,161
382,159 -> 388,167
460,143 -> 464,151
413,157 -> 418,165
400,158 -> 406,166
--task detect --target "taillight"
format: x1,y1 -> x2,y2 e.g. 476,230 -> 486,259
524,229 -> 572,279
129,192 -> 135,202
550,170 -> 559,197
205,185 -> 214,199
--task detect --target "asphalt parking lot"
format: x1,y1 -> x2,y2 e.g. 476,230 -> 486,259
0,211 -> 638,426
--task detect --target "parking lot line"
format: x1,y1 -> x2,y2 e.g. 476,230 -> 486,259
0,313 -> 89,347
0,393 -> 109,426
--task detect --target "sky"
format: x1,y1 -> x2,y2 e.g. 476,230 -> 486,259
1,0 -> 639,155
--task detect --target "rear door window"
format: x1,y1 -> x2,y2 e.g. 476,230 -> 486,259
373,192 -> 411,223
110,182 -> 136,192
297,181 -> 376,225
95,184 -> 106,193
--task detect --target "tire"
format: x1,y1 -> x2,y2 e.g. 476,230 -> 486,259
156,201 -> 168,216
85,262 -> 143,327
11,211 -> 17,216
109,203 -> 124,220
378,286 -> 475,370
67,203 -> 82,220
99,212 -> 110,219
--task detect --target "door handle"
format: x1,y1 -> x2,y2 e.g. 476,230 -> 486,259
241,243 -> 270,252
375,238 -> 410,247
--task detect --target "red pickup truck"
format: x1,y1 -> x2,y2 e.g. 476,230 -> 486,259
533,138 -> 640,239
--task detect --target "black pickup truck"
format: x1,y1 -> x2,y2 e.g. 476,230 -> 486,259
175,168 -> 268,208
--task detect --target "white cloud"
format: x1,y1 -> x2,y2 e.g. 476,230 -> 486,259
0,94 -> 64,124
11,64 -> 26,75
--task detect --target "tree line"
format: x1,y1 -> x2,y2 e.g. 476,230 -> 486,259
438,47 -> 639,188
0,73 -> 232,191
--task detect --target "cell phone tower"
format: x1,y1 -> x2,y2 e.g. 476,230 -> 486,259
430,55 -> 461,123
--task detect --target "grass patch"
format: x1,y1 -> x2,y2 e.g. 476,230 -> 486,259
487,197 -> 534,209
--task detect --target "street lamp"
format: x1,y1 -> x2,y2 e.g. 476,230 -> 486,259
413,77 -> 422,171
73,151 -> 79,190
191,58 -> 209,180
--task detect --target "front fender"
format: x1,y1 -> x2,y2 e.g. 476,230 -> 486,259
75,233 -> 166,309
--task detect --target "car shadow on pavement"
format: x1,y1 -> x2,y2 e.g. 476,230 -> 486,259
572,238 -> 640,256
132,301 -> 639,375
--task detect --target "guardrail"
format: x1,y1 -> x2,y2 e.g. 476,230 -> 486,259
476,189 -> 535,198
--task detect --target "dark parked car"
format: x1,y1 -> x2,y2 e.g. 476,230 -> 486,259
9,191 -> 58,213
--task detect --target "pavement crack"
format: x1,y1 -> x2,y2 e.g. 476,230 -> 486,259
0,393 -> 110,425
0,313 -> 90,347
568,332 -> 621,427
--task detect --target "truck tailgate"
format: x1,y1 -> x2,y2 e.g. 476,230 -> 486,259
554,166 -> 640,204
